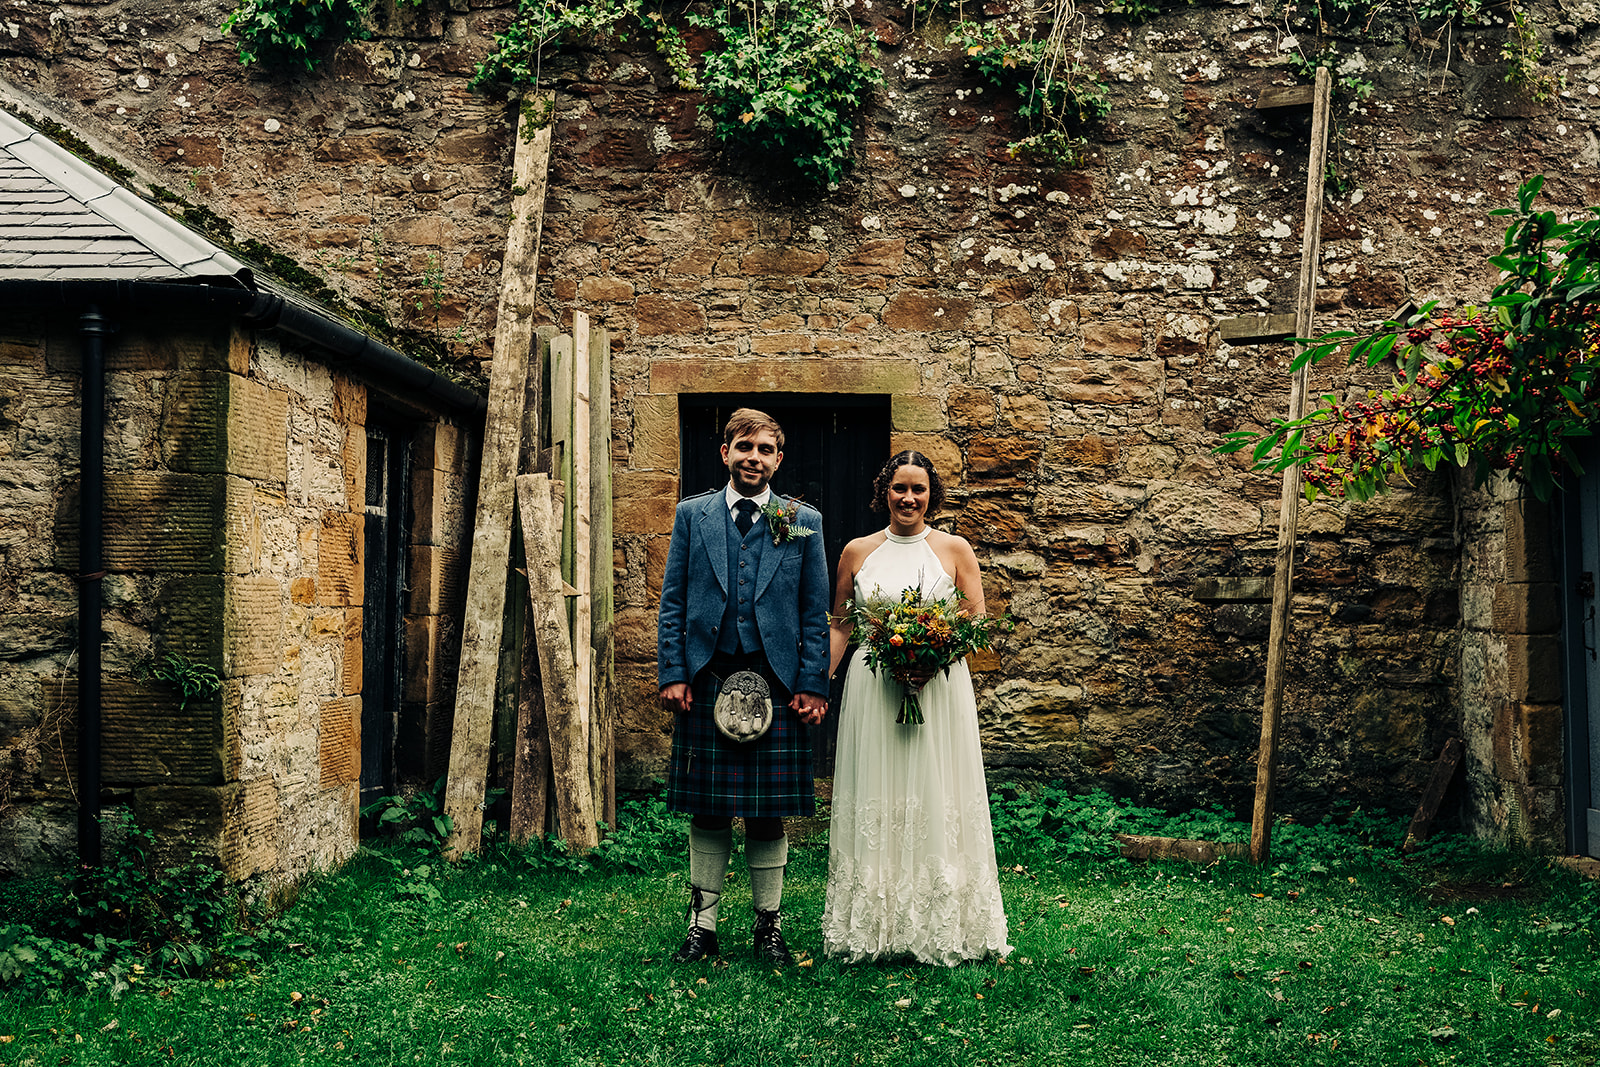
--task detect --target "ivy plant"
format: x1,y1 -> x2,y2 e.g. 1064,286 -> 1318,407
949,14 -> 1108,169
1220,176 -> 1600,504
686,0 -> 883,188
222,0 -> 371,71
472,0 -> 697,92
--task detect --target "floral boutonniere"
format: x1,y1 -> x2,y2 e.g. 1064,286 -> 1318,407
760,498 -> 817,546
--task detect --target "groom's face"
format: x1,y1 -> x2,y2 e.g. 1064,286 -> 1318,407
722,430 -> 783,496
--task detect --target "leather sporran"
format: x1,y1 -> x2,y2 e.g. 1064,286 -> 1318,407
712,670 -> 773,743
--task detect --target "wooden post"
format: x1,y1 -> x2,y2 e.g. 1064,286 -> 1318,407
442,90 -> 555,860
589,326 -> 616,826
508,550 -> 551,845
1401,738 -> 1464,853
571,313 -> 594,794
516,474 -> 599,851
1250,66 -> 1333,866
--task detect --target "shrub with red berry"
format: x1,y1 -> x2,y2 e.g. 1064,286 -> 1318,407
1223,176 -> 1600,503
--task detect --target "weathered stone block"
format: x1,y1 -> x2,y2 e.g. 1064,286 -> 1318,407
887,434 -> 962,488
342,608 -> 362,697
740,246 -> 828,276
1082,322 -> 1146,356
97,474 -> 252,575
228,777 -> 280,879
650,358 -> 919,396
948,387 -> 994,428
968,436 -> 1041,480
750,333 -> 817,354
161,371 -> 228,472
1043,358 -> 1160,404
407,545 -> 465,615
579,277 -> 636,302
613,606 -> 658,663
317,511 -> 365,607
415,420 -> 469,473
1491,582 -> 1562,635
614,470 -> 679,535
157,576 -> 227,667
837,239 -> 906,275
101,677 -> 225,785
998,394 -> 1050,433
228,378 -> 290,487
882,292 -> 976,331
636,295 -> 708,336
319,696 -> 361,787
891,395 -> 945,432
226,575 -> 285,677
132,783 -> 239,868
644,535 -> 672,602
632,393 -> 680,471
1504,499 -> 1556,584
403,614 -> 443,704
1505,633 -> 1562,703
955,496 -> 1027,544
341,423 -> 364,513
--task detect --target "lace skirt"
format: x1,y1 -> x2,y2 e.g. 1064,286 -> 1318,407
821,652 -> 1011,966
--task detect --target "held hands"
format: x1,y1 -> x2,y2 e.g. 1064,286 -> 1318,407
791,691 -> 827,727
659,683 -> 693,714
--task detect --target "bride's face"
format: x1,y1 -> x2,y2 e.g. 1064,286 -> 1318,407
885,464 -> 931,529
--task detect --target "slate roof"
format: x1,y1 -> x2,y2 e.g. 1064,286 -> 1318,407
0,110 -> 249,283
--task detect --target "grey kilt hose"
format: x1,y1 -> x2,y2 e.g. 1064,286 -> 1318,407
665,657 -> 815,819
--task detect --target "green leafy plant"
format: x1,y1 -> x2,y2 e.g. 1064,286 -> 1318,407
949,6 -> 1109,169
1501,5 -> 1563,106
1220,175 -> 1600,503
688,0 -> 884,189
221,0 -> 370,71
472,0 -> 697,92
149,653 -> 222,710
361,776 -> 454,852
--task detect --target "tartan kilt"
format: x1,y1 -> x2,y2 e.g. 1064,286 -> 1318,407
665,666 -> 815,818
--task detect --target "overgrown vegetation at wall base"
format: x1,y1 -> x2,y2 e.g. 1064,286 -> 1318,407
2,793 -> 1596,1066
1222,176 -> 1600,503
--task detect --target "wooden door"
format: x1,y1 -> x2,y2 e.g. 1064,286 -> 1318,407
360,423 -> 410,807
679,395 -> 890,774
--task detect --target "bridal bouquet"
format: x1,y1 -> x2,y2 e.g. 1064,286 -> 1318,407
837,587 -> 1013,725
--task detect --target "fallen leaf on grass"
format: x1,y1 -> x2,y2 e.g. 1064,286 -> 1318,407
0,1035 -> 13,1044
894,998 -> 912,1009
1441,916 -> 1456,926
1547,1009 -> 1563,1020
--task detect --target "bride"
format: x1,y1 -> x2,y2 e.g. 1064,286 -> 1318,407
820,451 -> 1011,965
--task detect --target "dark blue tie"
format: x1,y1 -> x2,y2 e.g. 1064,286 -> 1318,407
735,498 -> 758,536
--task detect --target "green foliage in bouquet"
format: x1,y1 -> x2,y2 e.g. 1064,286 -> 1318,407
837,586 -> 1012,725
1220,176 -> 1600,504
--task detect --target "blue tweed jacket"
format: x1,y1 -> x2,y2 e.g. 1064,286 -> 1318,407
657,488 -> 830,698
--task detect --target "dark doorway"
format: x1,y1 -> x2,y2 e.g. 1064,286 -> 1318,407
360,421 -> 411,808
680,394 -> 891,774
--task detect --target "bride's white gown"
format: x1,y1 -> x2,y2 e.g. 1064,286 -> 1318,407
821,528 -> 1012,965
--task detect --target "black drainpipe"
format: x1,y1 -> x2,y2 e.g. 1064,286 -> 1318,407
77,306 -> 110,868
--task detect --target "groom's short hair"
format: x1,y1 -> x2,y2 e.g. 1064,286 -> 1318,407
723,408 -> 785,450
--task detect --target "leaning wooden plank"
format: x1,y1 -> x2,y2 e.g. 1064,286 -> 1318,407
550,333 -> 576,629
1251,65 -> 1332,867
1117,834 -> 1248,864
1256,85 -> 1316,110
442,89 -> 556,860
508,552 -> 552,845
1401,738 -> 1464,854
588,325 -> 616,826
516,474 -> 599,851
520,327 -> 557,476
572,311 -> 594,806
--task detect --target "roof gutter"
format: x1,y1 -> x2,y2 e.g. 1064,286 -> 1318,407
0,279 -> 488,417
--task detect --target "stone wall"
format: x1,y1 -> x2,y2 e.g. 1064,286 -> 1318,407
0,304 -> 475,880
2,0 -> 1597,835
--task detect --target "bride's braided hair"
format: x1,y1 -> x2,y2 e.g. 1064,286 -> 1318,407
870,451 -> 945,516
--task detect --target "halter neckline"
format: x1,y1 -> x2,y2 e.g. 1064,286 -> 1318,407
884,527 -> 931,544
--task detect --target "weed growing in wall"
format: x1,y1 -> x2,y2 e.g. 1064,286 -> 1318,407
147,653 -> 222,711
949,0 -> 1109,169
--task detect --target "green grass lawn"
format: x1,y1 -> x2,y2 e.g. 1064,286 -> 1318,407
2,798 -> 1598,1066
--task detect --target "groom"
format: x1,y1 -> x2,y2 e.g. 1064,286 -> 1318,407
657,408 -> 830,965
